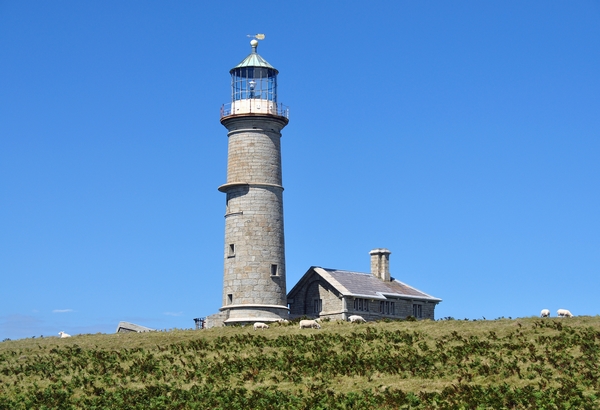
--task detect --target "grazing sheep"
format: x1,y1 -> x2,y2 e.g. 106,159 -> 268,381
348,315 -> 366,323
557,309 -> 573,318
277,319 -> 289,324
58,331 -> 71,338
540,309 -> 550,318
299,319 -> 321,329
253,322 -> 269,330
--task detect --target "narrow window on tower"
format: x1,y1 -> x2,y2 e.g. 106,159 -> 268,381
227,294 -> 233,305
228,244 -> 235,257
270,264 -> 278,276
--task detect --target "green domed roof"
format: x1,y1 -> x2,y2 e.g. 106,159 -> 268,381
231,40 -> 278,73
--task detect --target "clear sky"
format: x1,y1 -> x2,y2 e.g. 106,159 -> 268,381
1,1 -> 599,340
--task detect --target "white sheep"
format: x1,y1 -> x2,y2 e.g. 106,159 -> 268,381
58,331 -> 71,338
557,309 -> 573,318
348,315 -> 366,323
277,319 -> 289,324
253,322 -> 269,330
540,309 -> 550,318
299,319 -> 321,329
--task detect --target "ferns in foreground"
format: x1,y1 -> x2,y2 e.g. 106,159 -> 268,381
0,318 -> 599,409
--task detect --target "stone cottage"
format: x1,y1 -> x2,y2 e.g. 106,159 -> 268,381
287,249 -> 441,321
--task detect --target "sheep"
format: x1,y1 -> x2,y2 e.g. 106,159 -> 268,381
540,309 -> 550,318
348,315 -> 366,323
58,331 -> 71,338
253,322 -> 269,330
557,309 -> 573,318
299,319 -> 321,329
277,319 -> 289,324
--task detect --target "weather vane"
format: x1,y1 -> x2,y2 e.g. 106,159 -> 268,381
247,34 -> 265,40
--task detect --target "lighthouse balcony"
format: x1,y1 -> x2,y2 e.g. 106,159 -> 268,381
221,100 -> 289,119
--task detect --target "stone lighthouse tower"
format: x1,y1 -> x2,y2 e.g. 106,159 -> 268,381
216,38 -> 289,325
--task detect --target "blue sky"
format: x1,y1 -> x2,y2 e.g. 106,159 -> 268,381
1,1 -> 599,340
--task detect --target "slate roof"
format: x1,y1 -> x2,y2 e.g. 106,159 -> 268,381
311,267 -> 441,302
115,321 -> 155,333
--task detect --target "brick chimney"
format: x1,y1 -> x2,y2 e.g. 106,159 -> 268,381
370,248 -> 391,281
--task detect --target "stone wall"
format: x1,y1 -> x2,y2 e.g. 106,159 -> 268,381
204,311 -> 228,328
289,277 -> 344,319
218,115 -> 289,322
223,118 -> 284,186
222,185 -> 286,307
346,298 -> 437,321
289,274 -> 438,322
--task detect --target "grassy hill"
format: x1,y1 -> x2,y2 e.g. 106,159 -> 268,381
1,316 -> 599,409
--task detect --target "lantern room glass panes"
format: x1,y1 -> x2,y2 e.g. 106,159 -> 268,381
231,67 -> 278,102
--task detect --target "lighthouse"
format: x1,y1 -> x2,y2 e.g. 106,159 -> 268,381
214,38 -> 289,325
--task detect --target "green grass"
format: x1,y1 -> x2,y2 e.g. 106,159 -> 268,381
1,316 -> 599,409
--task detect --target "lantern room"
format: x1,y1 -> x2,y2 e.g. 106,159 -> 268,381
221,39 -> 289,119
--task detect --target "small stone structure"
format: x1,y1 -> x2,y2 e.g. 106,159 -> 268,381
115,321 -> 155,333
287,249 -> 441,321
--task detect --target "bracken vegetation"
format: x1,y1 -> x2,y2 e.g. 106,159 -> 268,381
1,317 -> 599,409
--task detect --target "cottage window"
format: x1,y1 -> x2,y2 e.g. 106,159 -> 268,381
412,304 -> 422,318
313,299 -> 322,314
380,301 -> 396,316
353,298 -> 369,312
